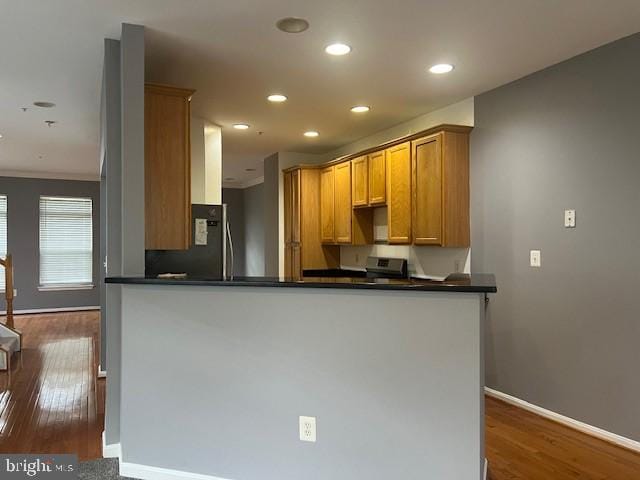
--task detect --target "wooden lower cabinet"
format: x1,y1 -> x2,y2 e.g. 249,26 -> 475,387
386,142 -> 412,244
285,167 -> 339,278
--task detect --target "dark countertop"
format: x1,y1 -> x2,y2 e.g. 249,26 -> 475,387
105,274 -> 497,293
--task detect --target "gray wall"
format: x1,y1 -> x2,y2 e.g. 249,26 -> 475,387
104,23 -> 145,447
222,188 -> 246,276
244,183 -> 264,276
119,23 -> 145,276
471,33 -> 640,441
0,177 -> 100,310
103,35 -> 123,445
120,285 -> 484,479
263,153 -> 279,276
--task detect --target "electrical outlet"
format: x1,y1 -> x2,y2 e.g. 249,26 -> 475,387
564,209 -> 576,228
530,250 -> 541,268
299,416 -> 316,442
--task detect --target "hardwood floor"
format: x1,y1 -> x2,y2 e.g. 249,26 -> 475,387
486,396 -> 640,479
0,311 -> 103,460
0,311 -> 638,479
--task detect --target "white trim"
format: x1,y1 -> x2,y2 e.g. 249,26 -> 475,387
485,387 -> 640,453
119,461 -> 234,480
0,170 -> 99,182
102,431 -> 121,459
0,306 -> 100,315
97,364 -> 106,378
484,458 -> 488,480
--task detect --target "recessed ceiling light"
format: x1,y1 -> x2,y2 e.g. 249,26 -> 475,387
0,134 -> 3,139
267,94 -> 287,103
429,63 -> 454,74
325,43 -> 351,56
350,105 -> 370,113
276,17 -> 310,34
304,131 -> 319,138
33,101 -> 56,108
233,123 -> 250,130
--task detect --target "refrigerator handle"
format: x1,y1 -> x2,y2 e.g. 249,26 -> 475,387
226,218 -> 234,280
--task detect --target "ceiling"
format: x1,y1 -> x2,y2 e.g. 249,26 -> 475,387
1,1 -> 639,184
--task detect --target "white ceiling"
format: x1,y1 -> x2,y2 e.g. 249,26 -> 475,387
1,1 -> 639,184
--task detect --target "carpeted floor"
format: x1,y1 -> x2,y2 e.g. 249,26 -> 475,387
78,458 -> 136,480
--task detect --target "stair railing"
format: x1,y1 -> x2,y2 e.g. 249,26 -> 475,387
0,255 -> 14,329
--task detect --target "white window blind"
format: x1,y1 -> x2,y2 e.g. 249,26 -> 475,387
0,195 -> 7,290
39,196 -> 93,287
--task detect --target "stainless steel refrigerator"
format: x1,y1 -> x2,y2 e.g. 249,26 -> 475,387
145,204 -> 234,278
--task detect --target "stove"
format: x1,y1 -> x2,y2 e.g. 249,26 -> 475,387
365,256 -> 408,279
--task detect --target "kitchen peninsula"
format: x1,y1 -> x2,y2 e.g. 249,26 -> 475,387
105,274 -> 495,480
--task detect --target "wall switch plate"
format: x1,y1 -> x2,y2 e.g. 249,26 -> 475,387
530,250 -> 541,268
564,209 -> 576,228
299,416 -> 316,442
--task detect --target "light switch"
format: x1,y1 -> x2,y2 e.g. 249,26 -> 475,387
530,250 -> 541,268
564,209 -> 576,228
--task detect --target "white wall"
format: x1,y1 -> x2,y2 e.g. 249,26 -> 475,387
191,117 -> 222,205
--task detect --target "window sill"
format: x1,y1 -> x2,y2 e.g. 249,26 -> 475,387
38,284 -> 95,292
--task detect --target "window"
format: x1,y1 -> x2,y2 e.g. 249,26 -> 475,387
0,195 -> 6,290
39,196 -> 93,288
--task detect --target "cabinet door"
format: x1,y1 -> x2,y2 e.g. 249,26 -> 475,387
368,150 -> 386,205
291,244 -> 301,280
291,169 -> 301,244
320,166 -> 335,243
145,84 -> 194,250
386,142 -> 412,244
351,156 -> 368,207
412,135 -> 442,245
334,162 -> 352,243
284,171 -> 292,245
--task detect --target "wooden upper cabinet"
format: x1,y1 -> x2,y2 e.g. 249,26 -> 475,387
368,150 -> 386,205
145,83 -> 195,250
351,156 -> 368,207
334,161 -> 352,243
320,166 -> 335,243
412,134 -> 443,245
386,142 -> 412,244
411,131 -> 470,247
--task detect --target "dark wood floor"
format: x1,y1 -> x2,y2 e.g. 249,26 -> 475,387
0,311 -> 103,460
0,312 -> 638,479
486,396 -> 640,479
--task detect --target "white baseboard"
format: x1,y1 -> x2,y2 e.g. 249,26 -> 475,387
0,306 -> 100,315
102,431 -> 121,459
119,461 -> 234,480
485,387 -> 640,453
